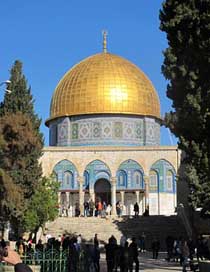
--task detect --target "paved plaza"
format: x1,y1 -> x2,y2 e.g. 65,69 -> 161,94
138,252 -> 182,272
100,252 -> 182,272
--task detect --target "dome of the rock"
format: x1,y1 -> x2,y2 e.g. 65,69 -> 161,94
46,52 -> 160,125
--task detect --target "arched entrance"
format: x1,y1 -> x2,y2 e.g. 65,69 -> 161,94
94,179 -> 111,205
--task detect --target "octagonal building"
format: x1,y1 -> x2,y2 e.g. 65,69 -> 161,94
40,37 -> 180,216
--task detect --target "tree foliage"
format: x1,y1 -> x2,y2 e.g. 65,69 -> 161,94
160,0 -> 210,216
0,113 -> 42,222
0,169 -> 24,223
23,176 -> 59,232
0,60 -> 46,232
0,60 -> 42,134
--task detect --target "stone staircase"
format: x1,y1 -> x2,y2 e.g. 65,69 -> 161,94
112,215 -> 188,249
44,215 -> 187,249
44,217 -> 123,244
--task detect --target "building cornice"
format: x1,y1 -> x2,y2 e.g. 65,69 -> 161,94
42,145 -> 179,152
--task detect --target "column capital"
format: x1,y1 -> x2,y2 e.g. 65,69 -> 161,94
110,176 -> 117,185
144,175 -> 150,184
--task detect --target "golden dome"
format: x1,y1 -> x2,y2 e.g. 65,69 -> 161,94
47,52 -> 160,125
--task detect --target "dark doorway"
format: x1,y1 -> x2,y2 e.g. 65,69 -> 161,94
94,179 -> 111,205
60,192 -> 67,206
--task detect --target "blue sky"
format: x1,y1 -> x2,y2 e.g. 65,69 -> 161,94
0,0 -> 177,146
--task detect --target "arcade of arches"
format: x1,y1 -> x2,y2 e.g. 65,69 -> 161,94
41,154 -> 178,216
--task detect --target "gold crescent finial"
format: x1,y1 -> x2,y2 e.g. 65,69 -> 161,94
102,30 -> 108,53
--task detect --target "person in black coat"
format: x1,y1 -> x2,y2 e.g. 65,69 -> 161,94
120,241 -> 129,272
134,203 -> 139,217
3,247 -> 32,272
151,238 -> 160,259
105,237 -> 117,272
128,237 -> 139,272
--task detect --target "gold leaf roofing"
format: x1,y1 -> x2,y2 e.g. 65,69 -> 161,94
46,52 -> 160,125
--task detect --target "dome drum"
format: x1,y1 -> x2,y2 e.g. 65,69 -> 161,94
49,114 -> 160,147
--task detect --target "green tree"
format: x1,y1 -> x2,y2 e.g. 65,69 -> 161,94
0,60 -> 42,133
0,60 -> 43,196
0,113 -> 43,232
0,169 -> 24,235
160,0 -> 210,216
23,176 -> 59,232
0,60 -> 44,233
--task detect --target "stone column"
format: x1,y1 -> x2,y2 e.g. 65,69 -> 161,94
66,192 -> 70,207
136,191 -> 140,204
144,176 -> 150,212
89,188 -> 95,202
78,176 -> 84,215
120,191 -> 125,205
111,177 -> 117,216
58,192 -> 62,216
58,192 -> 61,204
120,191 -> 125,216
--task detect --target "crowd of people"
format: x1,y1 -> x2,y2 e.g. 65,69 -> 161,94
60,199 -> 113,218
1,233 -> 210,272
165,235 -> 210,271
105,235 -> 139,272
60,199 -> 122,218
1,233 -> 140,272
60,199 -> 146,219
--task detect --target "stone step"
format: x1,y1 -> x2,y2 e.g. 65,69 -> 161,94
43,215 -> 187,250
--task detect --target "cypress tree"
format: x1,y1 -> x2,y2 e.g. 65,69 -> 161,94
0,60 -> 42,133
160,0 -> 210,216
0,61 -> 44,232
0,60 -> 43,197
0,113 -> 37,226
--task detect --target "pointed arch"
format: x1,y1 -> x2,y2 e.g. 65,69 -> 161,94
117,159 -> 144,189
53,159 -> 79,190
150,159 -> 176,173
150,159 -> 176,193
84,159 -> 111,188
85,159 -> 111,173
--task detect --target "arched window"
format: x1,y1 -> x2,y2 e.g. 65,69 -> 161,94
166,170 -> 173,191
149,170 -> 158,190
118,171 -> 127,187
64,171 -> 73,187
133,171 -> 142,188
